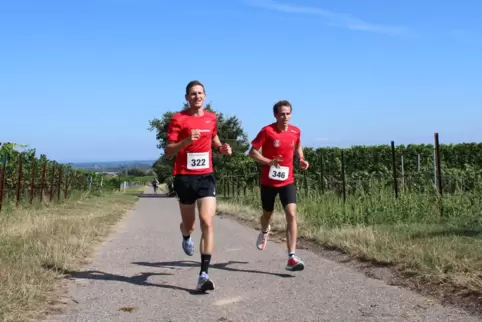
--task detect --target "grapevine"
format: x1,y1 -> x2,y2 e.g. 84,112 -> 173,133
0,142 -> 108,210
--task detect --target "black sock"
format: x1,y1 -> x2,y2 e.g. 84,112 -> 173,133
200,253 -> 211,275
182,235 -> 190,240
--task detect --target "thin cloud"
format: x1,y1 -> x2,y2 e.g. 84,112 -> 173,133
246,0 -> 415,37
315,138 -> 329,142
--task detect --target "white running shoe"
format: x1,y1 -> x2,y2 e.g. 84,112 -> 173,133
256,224 -> 271,250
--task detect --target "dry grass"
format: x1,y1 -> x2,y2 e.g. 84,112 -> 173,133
0,188 -> 142,322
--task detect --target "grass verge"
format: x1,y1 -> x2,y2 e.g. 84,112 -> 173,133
0,187 -> 142,322
216,187 -> 482,315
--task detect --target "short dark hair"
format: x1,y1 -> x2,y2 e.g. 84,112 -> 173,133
273,100 -> 292,114
185,80 -> 205,95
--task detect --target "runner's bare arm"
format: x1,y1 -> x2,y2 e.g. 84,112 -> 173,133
164,116 -> 196,157
295,139 -> 310,169
211,118 -> 225,152
212,134 -> 222,150
248,147 -> 271,165
249,128 -> 272,164
212,134 -> 232,155
295,142 -> 305,161
164,139 -> 191,157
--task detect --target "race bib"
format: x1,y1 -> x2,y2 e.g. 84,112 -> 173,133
187,152 -> 209,170
268,165 -> 289,181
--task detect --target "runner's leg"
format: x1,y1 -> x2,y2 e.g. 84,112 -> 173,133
194,174 -> 216,291
179,203 -> 196,237
280,183 -> 304,271
197,197 -> 215,268
257,185 -> 277,250
173,175 -> 195,256
284,203 -> 297,254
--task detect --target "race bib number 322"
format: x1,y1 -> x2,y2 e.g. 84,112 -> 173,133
268,165 -> 289,181
187,152 -> 209,170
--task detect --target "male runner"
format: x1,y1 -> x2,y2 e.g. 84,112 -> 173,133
165,80 -> 232,291
151,179 -> 158,194
248,100 -> 309,271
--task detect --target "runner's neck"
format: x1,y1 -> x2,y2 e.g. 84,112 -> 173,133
186,107 -> 204,116
276,123 -> 289,132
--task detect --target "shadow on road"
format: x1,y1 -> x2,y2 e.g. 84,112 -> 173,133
137,192 -> 177,198
132,260 -> 294,278
49,268 -> 208,295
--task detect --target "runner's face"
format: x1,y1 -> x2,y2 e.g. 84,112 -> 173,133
186,85 -> 205,109
275,105 -> 291,126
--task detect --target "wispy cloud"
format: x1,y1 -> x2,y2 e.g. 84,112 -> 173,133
245,0 -> 415,37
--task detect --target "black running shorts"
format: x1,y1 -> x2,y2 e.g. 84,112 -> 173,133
260,183 -> 296,212
173,173 -> 216,205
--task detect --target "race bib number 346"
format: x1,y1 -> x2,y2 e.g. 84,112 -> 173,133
187,152 -> 209,170
269,165 -> 289,181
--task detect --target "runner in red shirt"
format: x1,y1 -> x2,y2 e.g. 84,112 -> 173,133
165,80 -> 232,292
249,100 -> 309,271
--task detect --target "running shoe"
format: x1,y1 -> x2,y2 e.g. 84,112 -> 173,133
286,255 -> 305,271
196,272 -> 215,291
182,237 -> 194,256
256,224 -> 271,250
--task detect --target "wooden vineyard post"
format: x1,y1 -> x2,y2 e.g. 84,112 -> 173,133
16,154 -> 23,207
391,141 -> 399,199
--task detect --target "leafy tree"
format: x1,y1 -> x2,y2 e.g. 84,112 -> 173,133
126,167 -> 147,177
151,155 -> 175,183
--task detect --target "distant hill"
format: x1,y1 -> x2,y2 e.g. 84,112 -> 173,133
70,160 -> 156,172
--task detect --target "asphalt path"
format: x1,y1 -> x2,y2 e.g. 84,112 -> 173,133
45,188 -> 481,322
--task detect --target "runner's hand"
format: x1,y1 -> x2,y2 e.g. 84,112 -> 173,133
219,143 -> 232,155
300,158 -> 309,170
269,155 -> 282,168
186,129 -> 201,144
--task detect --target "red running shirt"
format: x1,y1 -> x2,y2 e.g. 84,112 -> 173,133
167,110 -> 218,176
251,123 -> 301,187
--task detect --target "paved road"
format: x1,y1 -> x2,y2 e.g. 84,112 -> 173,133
46,190 -> 481,322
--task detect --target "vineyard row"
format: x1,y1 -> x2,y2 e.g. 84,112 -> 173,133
0,143 -> 115,212
202,136 -> 482,199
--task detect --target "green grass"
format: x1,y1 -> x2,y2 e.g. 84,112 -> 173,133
217,184 -> 482,296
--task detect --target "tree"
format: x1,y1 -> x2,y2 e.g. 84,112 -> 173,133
126,167 -> 147,177
147,103 -> 255,185
151,155 -> 175,183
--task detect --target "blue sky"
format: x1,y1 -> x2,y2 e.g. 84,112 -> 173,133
1,0 -> 481,162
